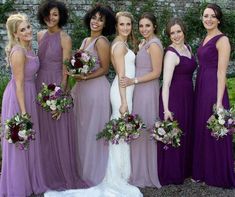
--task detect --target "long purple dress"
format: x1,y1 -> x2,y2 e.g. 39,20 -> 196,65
36,31 -> 84,190
71,36 -> 110,186
130,38 -> 162,188
0,45 -> 47,196
192,34 -> 235,188
158,45 -> 197,185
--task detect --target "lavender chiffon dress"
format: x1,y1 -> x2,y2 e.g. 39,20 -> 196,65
0,45 -> 47,196
130,38 -> 162,188
192,34 -> 235,188
71,36 -> 110,186
36,31 -> 84,190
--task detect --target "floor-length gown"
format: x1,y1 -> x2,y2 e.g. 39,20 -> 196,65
130,38 -> 162,188
71,36 -> 110,186
36,31 -> 84,190
192,34 -> 235,188
158,45 -> 197,185
44,42 -> 143,197
0,45 -> 47,196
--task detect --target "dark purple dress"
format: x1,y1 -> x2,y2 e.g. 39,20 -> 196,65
192,34 -> 235,188
158,45 -> 196,185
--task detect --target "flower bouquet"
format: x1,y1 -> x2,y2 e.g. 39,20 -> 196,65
4,113 -> 35,150
37,83 -> 73,117
207,105 -> 235,139
151,119 -> 183,149
96,113 -> 146,144
65,49 -> 96,75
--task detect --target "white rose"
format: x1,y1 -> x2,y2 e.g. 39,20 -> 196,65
218,116 -> 225,125
71,58 -> 75,66
50,104 -> 57,111
54,86 -> 60,92
155,121 -> 161,128
8,138 -> 13,143
18,130 -> 27,139
158,128 -> 166,136
46,100 -> 51,106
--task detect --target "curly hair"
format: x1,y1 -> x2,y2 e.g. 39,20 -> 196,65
37,0 -> 68,28
84,4 -> 116,36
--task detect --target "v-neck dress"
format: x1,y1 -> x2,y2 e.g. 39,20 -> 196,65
192,34 -> 235,188
71,36 -> 110,186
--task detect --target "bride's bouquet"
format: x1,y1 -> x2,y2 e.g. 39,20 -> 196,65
151,119 -> 183,149
65,49 -> 96,75
97,113 -> 146,144
207,105 -> 235,139
37,83 -> 73,117
4,113 -> 35,150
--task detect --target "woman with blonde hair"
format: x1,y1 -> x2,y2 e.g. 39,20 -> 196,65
0,13 -> 47,196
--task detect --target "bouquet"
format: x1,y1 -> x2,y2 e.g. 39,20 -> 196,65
207,105 -> 235,139
4,113 -> 35,150
97,113 -> 146,144
65,49 -> 96,75
151,119 -> 183,149
37,83 -> 73,116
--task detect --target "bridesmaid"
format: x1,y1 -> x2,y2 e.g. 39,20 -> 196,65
0,13 -> 47,196
158,17 -> 196,185
70,4 -> 116,186
121,12 -> 163,188
36,0 -> 84,189
192,3 -> 235,188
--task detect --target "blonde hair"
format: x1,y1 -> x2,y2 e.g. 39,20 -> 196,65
116,11 -> 137,52
5,13 -> 28,63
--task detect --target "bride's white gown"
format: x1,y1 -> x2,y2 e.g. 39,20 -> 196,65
44,43 -> 143,197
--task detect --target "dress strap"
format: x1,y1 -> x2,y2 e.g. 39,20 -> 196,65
166,46 -> 180,57
111,41 -> 128,55
145,37 -> 163,51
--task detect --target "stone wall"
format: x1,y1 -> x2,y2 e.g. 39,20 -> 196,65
0,0 -> 234,73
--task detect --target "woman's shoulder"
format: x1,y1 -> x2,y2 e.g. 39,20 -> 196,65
147,37 -> 163,51
111,41 -> 128,55
37,29 -> 47,42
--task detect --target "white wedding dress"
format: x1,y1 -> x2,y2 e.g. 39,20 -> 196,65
44,43 -> 143,197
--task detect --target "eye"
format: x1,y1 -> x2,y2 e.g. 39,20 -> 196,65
146,24 -> 151,27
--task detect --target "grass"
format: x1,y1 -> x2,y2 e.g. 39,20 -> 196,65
227,77 -> 235,106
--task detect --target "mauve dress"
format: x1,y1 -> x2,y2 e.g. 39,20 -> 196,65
36,31 -> 84,190
192,34 -> 235,188
0,45 -> 47,196
130,38 -> 162,188
71,36 -> 110,186
158,45 -> 196,185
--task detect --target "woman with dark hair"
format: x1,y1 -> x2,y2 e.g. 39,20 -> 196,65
158,17 -> 196,185
70,4 -> 116,186
120,12 -> 163,188
36,0 -> 85,190
192,3 -> 235,188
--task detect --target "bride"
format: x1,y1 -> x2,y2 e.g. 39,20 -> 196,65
45,11 -> 143,197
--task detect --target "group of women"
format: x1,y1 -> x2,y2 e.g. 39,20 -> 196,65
0,0 -> 234,196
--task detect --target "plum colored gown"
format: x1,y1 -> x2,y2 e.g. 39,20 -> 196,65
0,45 -> 47,196
192,34 -> 235,188
158,45 -> 197,185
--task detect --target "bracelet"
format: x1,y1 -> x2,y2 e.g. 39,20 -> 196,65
134,77 -> 138,84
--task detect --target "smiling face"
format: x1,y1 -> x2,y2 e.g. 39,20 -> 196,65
139,18 -> 155,40
14,20 -> 32,44
116,15 -> 132,38
202,8 -> 220,31
169,24 -> 185,46
44,7 -> 60,28
90,12 -> 106,34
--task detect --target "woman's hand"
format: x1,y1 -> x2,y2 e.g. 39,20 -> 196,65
119,76 -> 134,88
67,72 -> 87,81
216,102 -> 224,111
51,110 -> 62,120
164,110 -> 173,121
119,103 -> 128,116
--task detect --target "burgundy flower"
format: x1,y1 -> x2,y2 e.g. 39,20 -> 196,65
48,84 -> 56,91
135,122 -> 140,129
74,59 -> 83,68
127,114 -> 134,122
10,125 -> 20,143
75,51 -> 82,59
43,95 -> 49,102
